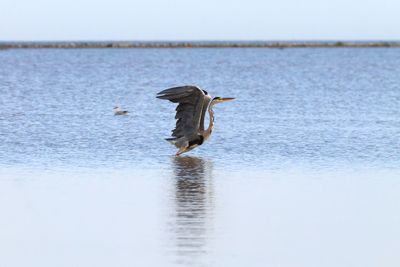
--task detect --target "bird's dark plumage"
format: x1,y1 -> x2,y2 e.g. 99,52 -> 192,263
157,85 -> 234,155
157,85 -> 210,140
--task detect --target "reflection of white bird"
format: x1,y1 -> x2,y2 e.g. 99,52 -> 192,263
114,106 -> 129,115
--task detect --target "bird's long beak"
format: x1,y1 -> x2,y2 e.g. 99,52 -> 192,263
220,97 -> 235,102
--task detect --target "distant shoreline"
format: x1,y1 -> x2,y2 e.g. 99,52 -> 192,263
1,41 -> 400,49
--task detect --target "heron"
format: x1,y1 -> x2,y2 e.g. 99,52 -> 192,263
157,85 -> 234,155
114,106 -> 129,115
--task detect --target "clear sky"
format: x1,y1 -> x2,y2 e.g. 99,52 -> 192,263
1,0 -> 399,40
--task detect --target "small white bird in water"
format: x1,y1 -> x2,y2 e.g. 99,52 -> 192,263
114,106 -> 129,115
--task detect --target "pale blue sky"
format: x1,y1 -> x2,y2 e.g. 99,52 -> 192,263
1,0 -> 399,40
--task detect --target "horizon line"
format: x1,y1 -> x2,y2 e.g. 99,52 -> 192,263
1,40 -> 400,49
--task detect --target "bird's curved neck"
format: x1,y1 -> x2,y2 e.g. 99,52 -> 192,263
203,102 -> 215,140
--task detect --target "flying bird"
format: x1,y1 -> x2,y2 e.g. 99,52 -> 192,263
114,106 -> 129,115
157,85 -> 234,155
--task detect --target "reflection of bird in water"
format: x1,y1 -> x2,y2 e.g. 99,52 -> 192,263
157,85 -> 234,155
170,156 -> 214,266
113,105 -> 129,115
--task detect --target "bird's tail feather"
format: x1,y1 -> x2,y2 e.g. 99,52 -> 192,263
165,138 -> 177,144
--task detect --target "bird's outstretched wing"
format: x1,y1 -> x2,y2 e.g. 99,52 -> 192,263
157,85 -> 209,139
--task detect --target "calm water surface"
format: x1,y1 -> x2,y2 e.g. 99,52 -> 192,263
0,48 -> 400,267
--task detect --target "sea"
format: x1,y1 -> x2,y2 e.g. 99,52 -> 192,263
0,48 -> 399,267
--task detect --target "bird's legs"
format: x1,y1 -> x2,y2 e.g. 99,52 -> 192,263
176,144 -> 198,156
176,147 -> 188,156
